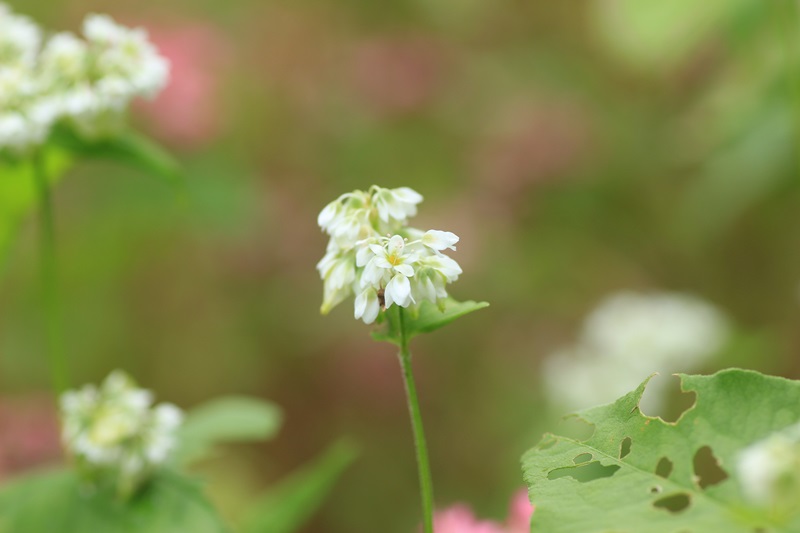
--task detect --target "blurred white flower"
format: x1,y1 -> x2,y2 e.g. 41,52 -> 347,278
60,370 -> 182,497
543,291 -> 729,412
737,422 -> 800,507
0,5 -> 169,152
316,186 -> 462,324
0,3 -> 41,67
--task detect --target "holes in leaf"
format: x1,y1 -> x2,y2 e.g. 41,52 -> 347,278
556,417 -> 595,442
655,457 -> 673,479
653,493 -> 691,514
548,461 -> 620,483
619,437 -> 632,459
638,374 -> 697,422
573,453 -> 592,464
693,446 -> 729,489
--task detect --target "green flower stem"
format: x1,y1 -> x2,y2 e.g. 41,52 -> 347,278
33,150 -> 70,393
397,307 -> 435,533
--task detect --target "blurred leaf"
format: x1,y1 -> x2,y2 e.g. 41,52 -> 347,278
0,149 -> 73,268
0,468 -> 229,533
522,369 -> 800,532
51,127 -> 182,186
372,298 -> 489,346
592,0 -> 756,71
678,106 -> 793,243
175,396 -> 283,465
241,439 -> 358,533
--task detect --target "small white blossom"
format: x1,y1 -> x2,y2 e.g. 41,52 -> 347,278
0,5 -> 169,151
60,370 -> 183,497
0,3 -> 41,67
737,422 -> 800,506
543,291 -> 729,412
316,186 -> 462,324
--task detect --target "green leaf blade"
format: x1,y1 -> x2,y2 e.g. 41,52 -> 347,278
242,439 -> 358,533
0,468 -> 229,533
175,396 -> 283,465
522,369 -> 800,532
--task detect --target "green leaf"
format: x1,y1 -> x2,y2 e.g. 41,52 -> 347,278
522,369 -> 800,532
241,439 -> 358,533
371,298 -> 489,345
591,0 -> 759,71
0,468 -> 229,533
175,396 -> 283,465
0,150 -> 73,268
51,127 -> 181,186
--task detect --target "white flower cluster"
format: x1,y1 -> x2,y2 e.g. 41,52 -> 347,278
60,370 -> 182,495
0,4 -> 168,153
317,186 -> 463,324
543,291 -> 729,412
737,422 -> 800,507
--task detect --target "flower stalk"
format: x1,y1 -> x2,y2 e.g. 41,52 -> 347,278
33,149 -> 70,393
397,307 -> 435,533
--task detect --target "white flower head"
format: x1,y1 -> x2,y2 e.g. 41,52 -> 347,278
0,3 -> 42,67
60,370 -> 183,497
543,291 -> 729,412
737,422 -> 800,506
317,186 -> 462,324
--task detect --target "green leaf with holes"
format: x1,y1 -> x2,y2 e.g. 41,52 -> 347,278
522,369 -> 800,532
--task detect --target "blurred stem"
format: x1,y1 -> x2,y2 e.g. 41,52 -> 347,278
33,149 -> 69,393
779,0 -> 800,176
397,307 -> 435,533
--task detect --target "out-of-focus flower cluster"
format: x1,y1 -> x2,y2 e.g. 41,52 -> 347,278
543,291 -> 729,412
430,489 -> 534,533
737,422 -> 800,509
60,370 -> 182,497
0,3 -> 168,153
317,185 -> 462,324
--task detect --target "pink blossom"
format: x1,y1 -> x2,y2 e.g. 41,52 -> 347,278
505,489 -> 535,533
429,489 -> 534,533
433,504 -> 505,533
137,22 -> 230,148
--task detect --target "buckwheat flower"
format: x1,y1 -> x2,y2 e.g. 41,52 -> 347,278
543,291 -> 729,412
60,370 -> 183,497
361,236 -> 420,306
372,186 -> 423,223
0,65 -> 54,152
317,241 -> 358,315
37,14 -> 170,140
421,229 -> 458,251
317,186 -> 462,324
0,3 -> 42,67
737,422 -> 800,506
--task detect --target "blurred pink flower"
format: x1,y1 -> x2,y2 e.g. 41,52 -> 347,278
506,489 -> 535,533
0,395 -> 62,480
475,99 -> 591,197
429,489 -> 534,533
351,36 -> 447,116
433,504 -> 505,533
137,22 -> 230,148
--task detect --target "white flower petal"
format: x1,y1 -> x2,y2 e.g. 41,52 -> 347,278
422,230 -> 459,251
